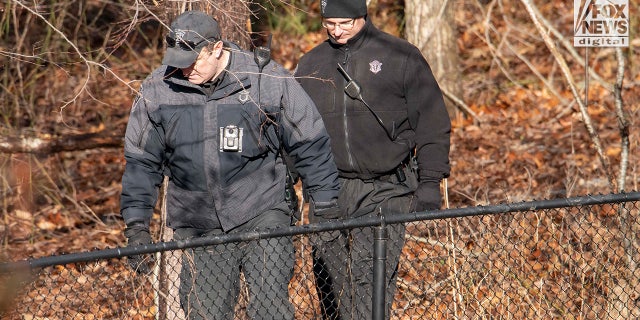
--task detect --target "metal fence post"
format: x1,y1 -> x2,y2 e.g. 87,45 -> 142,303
373,214 -> 388,320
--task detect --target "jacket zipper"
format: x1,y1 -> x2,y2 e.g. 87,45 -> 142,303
341,48 -> 355,171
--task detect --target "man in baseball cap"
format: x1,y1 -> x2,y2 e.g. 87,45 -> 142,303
122,9 -> 341,320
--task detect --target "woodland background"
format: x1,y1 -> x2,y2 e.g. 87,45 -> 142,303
0,0 -> 638,276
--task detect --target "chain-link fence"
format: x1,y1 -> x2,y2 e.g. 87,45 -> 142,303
2,192 -> 640,319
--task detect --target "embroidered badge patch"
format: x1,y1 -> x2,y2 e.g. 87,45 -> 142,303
369,60 -> 382,74
174,29 -> 186,41
238,90 -> 250,104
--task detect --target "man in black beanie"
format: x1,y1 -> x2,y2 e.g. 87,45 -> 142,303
296,0 -> 451,319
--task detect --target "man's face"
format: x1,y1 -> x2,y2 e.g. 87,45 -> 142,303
180,42 -> 223,84
322,17 -> 365,44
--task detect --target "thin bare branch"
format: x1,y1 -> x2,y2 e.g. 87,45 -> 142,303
519,0 -> 616,192
482,1 -> 524,90
440,87 -> 483,124
527,2 -> 614,92
13,0 -> 139,117
614,47 -> 629,192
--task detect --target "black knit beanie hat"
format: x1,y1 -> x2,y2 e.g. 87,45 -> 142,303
321,0 -> 367,18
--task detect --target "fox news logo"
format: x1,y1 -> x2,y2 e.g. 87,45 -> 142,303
574,0 -> 629,47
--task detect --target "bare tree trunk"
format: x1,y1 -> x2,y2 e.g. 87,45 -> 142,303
613,47 -> 630,192
156,177 -> 185,320
404,0 -> 462,117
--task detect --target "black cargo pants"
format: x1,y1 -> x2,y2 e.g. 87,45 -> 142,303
310,165 -> 418,320
175,202 -> 295,320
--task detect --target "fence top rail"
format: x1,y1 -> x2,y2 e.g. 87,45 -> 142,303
1,191 -> 638,274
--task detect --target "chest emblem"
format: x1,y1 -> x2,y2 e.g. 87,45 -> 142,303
238,90 -> 250,104
174,29 -> 186,41
369,60 -> 382,74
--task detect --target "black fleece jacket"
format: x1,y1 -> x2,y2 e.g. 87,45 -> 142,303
295,18 -> 450,181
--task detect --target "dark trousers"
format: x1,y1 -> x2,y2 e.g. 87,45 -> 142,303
175,202 -> 295,320
311,166 -> 418,320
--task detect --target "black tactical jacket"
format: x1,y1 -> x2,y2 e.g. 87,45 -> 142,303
121,43 -> 339,231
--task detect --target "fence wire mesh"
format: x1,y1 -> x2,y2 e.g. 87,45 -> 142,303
2,193 -> 640,319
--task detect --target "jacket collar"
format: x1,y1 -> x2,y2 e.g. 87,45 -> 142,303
163,42 -> 251,99
327,16 -> 373,52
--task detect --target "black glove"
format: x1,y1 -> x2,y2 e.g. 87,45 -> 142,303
285,173 -> 301,222
309,199 -> 343,223
124,225 -> 155,275
413,180 -> 442,212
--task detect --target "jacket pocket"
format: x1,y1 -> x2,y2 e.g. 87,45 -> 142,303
166,182 -> 219,229
152,104 -> 207,191
217,103 -> 279,184
154,104 -> 205,151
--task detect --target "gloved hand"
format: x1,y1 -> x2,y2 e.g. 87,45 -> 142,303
413,180 -> 442,212
309,199 -> 343,223
124,224 -> 155,275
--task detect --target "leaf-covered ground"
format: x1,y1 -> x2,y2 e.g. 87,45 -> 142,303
1,0 -> 639,269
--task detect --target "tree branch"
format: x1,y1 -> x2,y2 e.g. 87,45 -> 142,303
440,87 -> 483,123
519,0 -> 616,192
0,132 -> 123,154
614,47 -> 629,192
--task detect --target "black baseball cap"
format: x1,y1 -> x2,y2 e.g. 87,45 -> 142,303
162,11 -> 221,68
